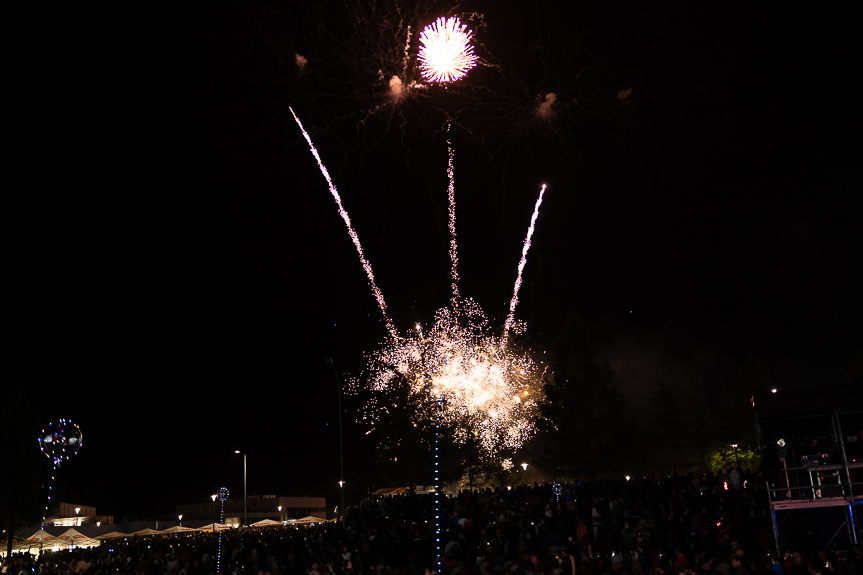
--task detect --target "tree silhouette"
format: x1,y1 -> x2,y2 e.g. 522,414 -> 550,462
644,372 -> 689,473
536,312 -> 637,479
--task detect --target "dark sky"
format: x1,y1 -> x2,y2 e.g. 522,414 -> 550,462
10,1 -> 860,519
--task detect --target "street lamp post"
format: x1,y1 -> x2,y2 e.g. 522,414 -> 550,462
325,357 -> 346,523
731,444 -> 740,468
75,507 -> 81,526
234,451 -> 247,527
178,515 -> 183,527
211,494 -> 217,529
278,506 -> 282,522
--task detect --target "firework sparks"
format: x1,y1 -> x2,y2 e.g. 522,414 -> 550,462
289,107 -> 397,338
418,17 -> 478,83
503,184 -> 547,341
361,300 -> 543,456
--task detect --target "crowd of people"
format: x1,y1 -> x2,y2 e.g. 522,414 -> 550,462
3,471 -> 861,575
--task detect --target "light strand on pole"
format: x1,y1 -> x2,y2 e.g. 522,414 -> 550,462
436,395 -> 442,570
38,419 -> 82,523
217,487 -> 228,574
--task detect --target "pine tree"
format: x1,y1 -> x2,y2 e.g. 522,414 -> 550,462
644,372 -> 689,473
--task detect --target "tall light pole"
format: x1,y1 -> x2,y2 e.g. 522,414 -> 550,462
178,514 -> 183,527
75,507 -> 80,526
211,494 -> 217,528
234,451 -> 247,527
325,357 -> 346,523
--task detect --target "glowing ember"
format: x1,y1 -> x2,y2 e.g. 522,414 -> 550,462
418,17 -> 478,83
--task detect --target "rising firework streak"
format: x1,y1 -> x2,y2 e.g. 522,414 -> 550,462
503,184 -> 547,342
289,107 -> 397,338
447,127 -> 460,312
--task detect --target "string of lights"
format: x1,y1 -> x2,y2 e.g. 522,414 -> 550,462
217,487 -> 228,574
38,419 -> 82,522
436,395 -> 442,570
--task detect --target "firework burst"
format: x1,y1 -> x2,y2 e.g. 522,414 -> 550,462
362,300 -> 543,456
418,17 -> 478,83
290,108 -> 547,459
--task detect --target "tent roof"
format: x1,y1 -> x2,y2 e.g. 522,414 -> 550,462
294,516 -> 329,524
96,532 -> 130,539
197,523 -> 230,531
161,526 -> 198,533
59,529 -> 100,547
372,487 -> 409,496
59,529 -> 90,539
25,530 -> 58,542
131,528 -> 162,536
250,519 -> 282,527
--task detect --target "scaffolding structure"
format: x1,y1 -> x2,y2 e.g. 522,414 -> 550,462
754,387 -> 863,552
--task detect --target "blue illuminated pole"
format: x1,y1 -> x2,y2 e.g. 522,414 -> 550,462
217,487 -> 228,574
436,395 -> 442,569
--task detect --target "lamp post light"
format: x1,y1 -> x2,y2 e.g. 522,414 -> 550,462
178,514 -> 183,527
234,451 -> 247,527
278,506 -> 282,522
211,494 -> 217,529
731,444 -> 740,467
325,357 -> 347,523
75,507 -> 81,526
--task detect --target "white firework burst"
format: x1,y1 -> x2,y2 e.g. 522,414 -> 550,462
418,17 -> 478,83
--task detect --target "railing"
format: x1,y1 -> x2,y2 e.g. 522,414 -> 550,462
766,461 -> 863,504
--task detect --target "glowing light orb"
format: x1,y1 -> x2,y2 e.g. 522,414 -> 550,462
39,419 -> 82,467
418,17 -> 478,83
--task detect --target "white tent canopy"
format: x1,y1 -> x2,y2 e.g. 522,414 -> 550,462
96,532 -> 131,539
161,526 -> 198,533
250,519 -> 282,527
130,528 -> 162,536
25,529 -> 59,543
57,529 -> 100,548
294,516 -> 330,525
197,523 -> 230,532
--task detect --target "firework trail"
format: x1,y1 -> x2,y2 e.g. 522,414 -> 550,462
502,184 -> 547,342
447,125 -> 460,313
290,107 -> 397,338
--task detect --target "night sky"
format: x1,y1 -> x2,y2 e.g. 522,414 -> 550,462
10,1 -> 860,519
